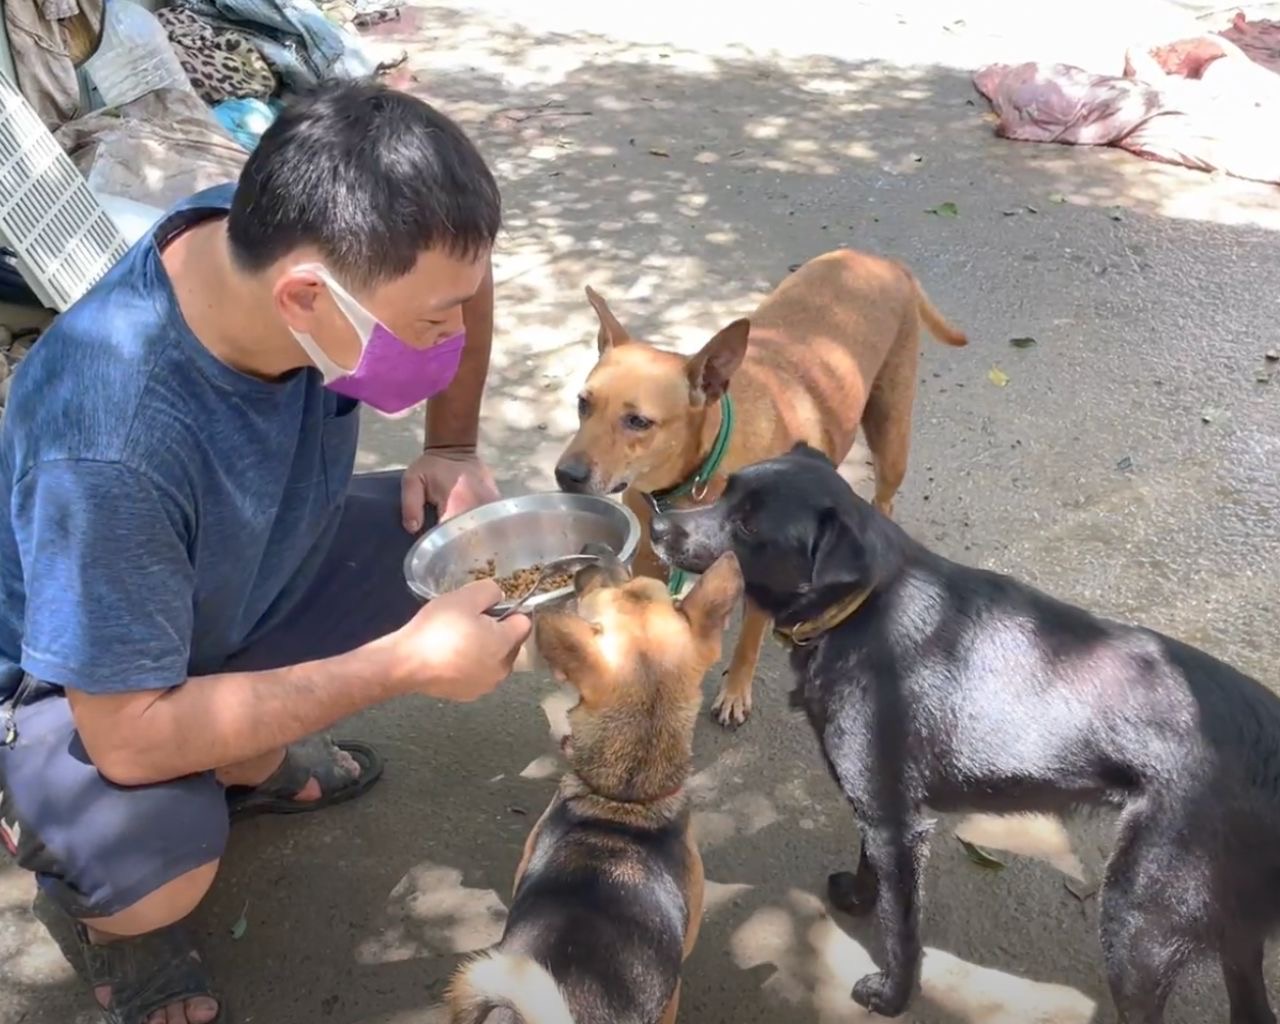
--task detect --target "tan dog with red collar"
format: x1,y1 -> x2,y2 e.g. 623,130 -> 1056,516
554,248 -> 966,726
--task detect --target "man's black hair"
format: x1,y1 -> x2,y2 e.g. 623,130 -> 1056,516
227,80 -> 501,288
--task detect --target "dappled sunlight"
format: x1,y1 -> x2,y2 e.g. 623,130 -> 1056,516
0,867 -> 74,988
354,862 -> 507,966
0,864 -> 85,1022
723,885 -> 1097,1023
348,1 -> 1279,508
953,813 -> 1092,883
7,2 -> 1278,1022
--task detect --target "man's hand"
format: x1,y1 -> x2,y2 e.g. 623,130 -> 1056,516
401,446 -> 500,530
381,580 -> 531,700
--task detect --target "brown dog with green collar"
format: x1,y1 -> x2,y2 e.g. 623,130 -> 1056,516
554,248 -> 966,726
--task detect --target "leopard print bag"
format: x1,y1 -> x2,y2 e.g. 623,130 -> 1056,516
154,5 -> 277,104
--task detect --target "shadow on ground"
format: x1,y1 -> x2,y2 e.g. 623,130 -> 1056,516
3,3 -> 1279,1023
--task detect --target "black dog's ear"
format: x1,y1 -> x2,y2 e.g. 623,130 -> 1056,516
810,507 -> 869,591
788,442 -> 834,467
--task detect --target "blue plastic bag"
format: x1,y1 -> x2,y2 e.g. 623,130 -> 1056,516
213,97 -> 281,151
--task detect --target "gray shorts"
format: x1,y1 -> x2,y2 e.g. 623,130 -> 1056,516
0,472 -> 429,918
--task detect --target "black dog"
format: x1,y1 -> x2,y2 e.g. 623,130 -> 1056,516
649,442 -> 1280,1024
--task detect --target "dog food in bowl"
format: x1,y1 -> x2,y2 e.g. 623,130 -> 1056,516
468,558 -> 576,601
403,492 -> 641,615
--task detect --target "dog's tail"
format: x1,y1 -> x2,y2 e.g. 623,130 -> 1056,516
913,278 -> 968,347
447,951 -> 575,1024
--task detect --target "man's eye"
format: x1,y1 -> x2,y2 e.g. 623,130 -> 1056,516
577,395 -> 592,418
623,413 -> 654,431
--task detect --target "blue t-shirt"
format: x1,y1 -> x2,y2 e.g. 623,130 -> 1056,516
0,184 -> 358,700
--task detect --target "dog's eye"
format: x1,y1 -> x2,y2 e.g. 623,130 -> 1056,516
734,520 -> 756,539
622,413 -> 654,432
577,395 -> 592,418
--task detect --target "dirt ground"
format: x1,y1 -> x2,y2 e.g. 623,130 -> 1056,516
3,1 -> 1280,1021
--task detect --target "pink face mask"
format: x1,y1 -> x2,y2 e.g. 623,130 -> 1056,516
289,264 -> 466,418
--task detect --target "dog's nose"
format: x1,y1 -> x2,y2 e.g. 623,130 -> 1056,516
650,515 -> 671,545
555,458 -> 591,492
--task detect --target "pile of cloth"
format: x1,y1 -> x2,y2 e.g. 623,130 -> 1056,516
973,13 -> 1280,186
4,0 -> 408,211
154,0 -> 405,106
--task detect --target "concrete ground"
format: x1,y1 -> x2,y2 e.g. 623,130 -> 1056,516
3,1 -> 1280,1021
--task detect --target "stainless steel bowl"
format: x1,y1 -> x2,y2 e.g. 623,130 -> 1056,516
403,492 -> 642,615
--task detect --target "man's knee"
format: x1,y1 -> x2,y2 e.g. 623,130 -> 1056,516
84,859 -> 221,936
2,695 -> 230,921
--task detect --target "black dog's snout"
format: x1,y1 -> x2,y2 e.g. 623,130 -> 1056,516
650,514 -> 674,545
555,458 -> 591,491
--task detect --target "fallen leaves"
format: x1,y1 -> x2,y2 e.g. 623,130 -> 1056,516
1048,193 -> 1069,204
648,147 -> 670,158
494,100 -> 593,124
925,201 -> 959,218
1003,205 -> 1038,216
987,367 -> 1010,387
1009,336 -> 1037,349
1064,877 -> 1099,902
230,901 -> 249,940
957,837 -> 1006,870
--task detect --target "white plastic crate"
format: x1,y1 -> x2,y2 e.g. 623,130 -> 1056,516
0,72 -> 128,311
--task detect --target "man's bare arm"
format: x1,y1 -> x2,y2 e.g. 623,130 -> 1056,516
66,578 -> 529,787
425,259 -> 494,450
68,641 -> 403,787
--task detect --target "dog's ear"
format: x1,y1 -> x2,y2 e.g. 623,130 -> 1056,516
679,552 -> 743,638
534,612 -> 608,701
810,507 -> 869,591
788,442 -> 834,466
585,286 -> 631,353
686,319 -> 749,403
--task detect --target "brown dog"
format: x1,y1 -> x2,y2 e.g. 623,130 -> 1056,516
446,551 -> 743,1024
554,248 -> 966,726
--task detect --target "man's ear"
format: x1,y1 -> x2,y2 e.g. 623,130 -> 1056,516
810,508 -> 868,591
788,442 -> 834,467
534,613 -> 607,702
685,318 -> 749,403
679,552 -> 743,638
585,286 -> 631,354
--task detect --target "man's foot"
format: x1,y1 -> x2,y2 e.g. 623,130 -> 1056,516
225,736 -> 383,821
89,933 -> 220,1024
33,891 -> 225,1024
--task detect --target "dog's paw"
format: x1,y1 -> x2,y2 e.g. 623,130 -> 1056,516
827,870 -> 876,916
710,686 -> 752,728
851,971 -> 910,1018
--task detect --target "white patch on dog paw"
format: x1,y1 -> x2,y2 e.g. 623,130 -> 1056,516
711,688 -> 752,727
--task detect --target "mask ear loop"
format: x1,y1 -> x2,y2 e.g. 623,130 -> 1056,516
289,263 -> 380,379
302,264 -> 381,340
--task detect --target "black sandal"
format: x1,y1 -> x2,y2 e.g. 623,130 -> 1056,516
32,889 -> 229,1024
225,735 -> 383,821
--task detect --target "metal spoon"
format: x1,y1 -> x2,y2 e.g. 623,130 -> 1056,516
495,552 -> 603,620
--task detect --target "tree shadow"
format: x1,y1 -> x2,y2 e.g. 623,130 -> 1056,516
5,3 -> 1280,1023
